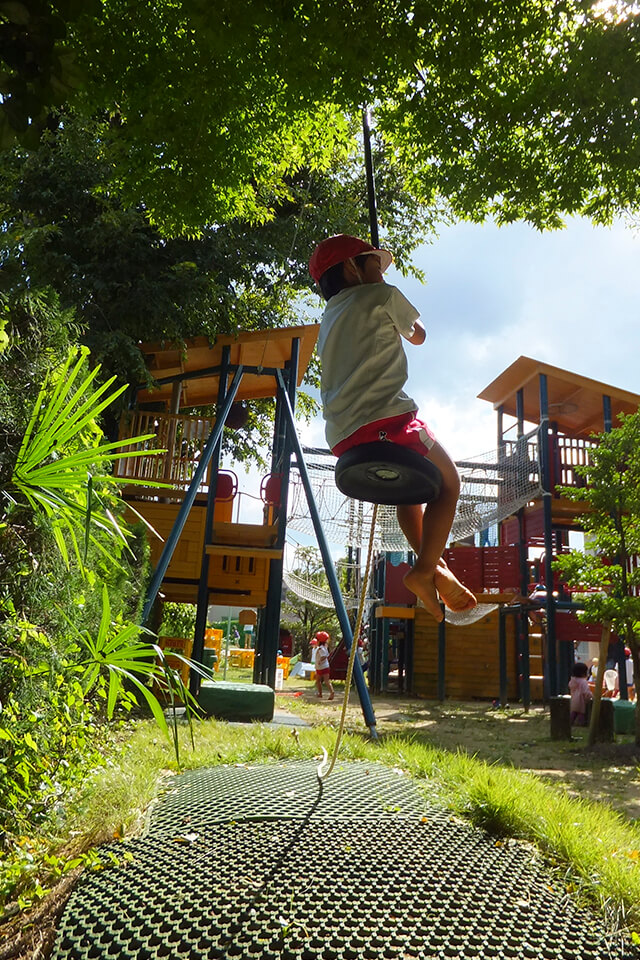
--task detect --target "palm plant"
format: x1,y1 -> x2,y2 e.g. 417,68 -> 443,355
3,345 -> 210,763
72,584 -> 209,765
7,346 -> 163,569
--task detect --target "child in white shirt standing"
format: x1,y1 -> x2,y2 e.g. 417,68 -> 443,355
314,631 -> 334,700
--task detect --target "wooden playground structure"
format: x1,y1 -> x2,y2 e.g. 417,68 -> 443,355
117,325 -> 320,687
117,331 -> 640,711
366,356 -> 640,705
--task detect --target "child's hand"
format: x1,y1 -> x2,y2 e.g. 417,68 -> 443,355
407,320 -> 426,345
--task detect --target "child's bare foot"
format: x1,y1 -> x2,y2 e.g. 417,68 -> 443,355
403,568 -> 443,622
434,560 -> 477,612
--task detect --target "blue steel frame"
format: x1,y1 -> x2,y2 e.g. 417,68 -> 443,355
275,369 -> 377,735
139,345 -> 378,734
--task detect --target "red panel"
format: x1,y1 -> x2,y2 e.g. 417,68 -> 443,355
443,548 -> 484,593
215,471 -> 237,501
524,510 -> 545,540
329,639 -> 349,680
501,517 -> 519,545
385,561 -> 417,604
555,611 -> 604,643
482,546 -> 520,592
444,546 -> 520,593
260,474 -> 282,506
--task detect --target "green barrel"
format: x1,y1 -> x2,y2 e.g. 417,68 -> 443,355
197,680 -> 274,722
613,699 -> 636,735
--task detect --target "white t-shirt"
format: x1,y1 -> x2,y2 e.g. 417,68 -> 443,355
314,644 -> 330,671
317,283 -> 421,449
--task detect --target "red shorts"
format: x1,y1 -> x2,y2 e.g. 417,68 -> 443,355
332,412 -> 436,458
316,668 -> 330,677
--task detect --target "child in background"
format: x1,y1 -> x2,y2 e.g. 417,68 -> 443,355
569,661 -> 592,726
314,631 -> 334,700
310,234 -> 477,623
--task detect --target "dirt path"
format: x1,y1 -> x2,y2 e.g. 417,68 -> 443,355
283,684 -> 640,822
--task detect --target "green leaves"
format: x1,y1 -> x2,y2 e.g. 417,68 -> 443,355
9,346 -> 164,569
553,410 -> 640,677
74,583 -> 210,766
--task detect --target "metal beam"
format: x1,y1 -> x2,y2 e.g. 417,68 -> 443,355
538,372 -> 558,697
191,347 -> 230,695
141,366 -> 244,626
275,370 -> 377,735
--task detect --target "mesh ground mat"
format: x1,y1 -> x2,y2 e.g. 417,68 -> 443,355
53,760 -> 638,960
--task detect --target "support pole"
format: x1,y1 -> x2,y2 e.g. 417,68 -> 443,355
258,339 -> 299,688
538,373 -> 558,697
516,388 -> 531,710
275,371 -> 377,735
141,367 -> 244,626
437,615 -> 446,702
499,608 -> 508,706
362,108 -> 379,248
191,347 -> 230,695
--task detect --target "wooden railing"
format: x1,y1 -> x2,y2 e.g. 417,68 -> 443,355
551,434 -> 596,490
116,411 -> 215,494
502,430 -> 597,494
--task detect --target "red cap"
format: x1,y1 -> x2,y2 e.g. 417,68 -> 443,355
625,647 -> 632,656
309,234 -> 392,283
315,631 -> 330,642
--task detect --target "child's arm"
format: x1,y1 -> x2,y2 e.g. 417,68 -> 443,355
406,319 -> 426,345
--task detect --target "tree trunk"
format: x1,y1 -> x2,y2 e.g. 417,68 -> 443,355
588,621 -> 611,748
630,637 -> 640,748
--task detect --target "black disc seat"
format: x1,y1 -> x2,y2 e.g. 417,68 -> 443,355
335,441 -> 443,506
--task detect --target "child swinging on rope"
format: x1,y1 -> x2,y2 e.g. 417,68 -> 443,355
309,234 -> 477,623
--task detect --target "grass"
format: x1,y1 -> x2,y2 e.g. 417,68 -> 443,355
52,715 -> 640,939
4,687 -> 640,956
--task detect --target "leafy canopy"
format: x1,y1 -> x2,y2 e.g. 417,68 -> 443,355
3,1 -> 640,232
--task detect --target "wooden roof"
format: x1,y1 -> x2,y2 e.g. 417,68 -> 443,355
136,324 -> 319,407
478,356 -> 640,437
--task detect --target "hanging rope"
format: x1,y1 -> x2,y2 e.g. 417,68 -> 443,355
317,503 -> 379,781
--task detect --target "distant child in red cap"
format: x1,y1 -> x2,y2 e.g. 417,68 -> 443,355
309,234 -> 476,623
313,631 -> 334,699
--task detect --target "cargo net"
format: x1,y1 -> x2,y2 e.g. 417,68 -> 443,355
283,557 -> 377,612
287,427 -> 542,552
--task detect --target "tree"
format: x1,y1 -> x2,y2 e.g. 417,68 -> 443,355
554,411 -> 640,747
3,2 -> 640,232
0,112 -> 439,457
281,546 -> 341,661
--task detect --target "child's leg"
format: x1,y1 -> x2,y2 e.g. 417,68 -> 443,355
398,442 -> 476,622
315,672 -> 323,697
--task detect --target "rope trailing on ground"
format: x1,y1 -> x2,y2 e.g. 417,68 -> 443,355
317,503 -> 379,781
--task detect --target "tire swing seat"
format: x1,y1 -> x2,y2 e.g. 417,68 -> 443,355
334,441 -> 442,506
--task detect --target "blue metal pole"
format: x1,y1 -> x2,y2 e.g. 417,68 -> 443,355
191,347 -> 231,695
538,373 -> 558,697
275,371 -> 377,735
499,608 -> 508,707
260,339 -> 300,688
437,616 -> 446,701
141,366 -> 244,626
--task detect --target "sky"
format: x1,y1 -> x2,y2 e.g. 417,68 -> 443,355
228,215 -> 640,541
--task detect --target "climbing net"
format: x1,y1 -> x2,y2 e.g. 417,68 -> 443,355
287,426 -> 542,552
282,566 -> 376,614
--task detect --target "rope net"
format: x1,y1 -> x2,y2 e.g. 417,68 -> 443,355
287,427 -> 542,551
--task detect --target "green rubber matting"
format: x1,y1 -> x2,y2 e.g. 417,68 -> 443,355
197,681 -> 274,722
53,760 -> 638,960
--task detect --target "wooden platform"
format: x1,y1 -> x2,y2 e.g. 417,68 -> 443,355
136,324 -> 320,407
124,501 -> 275,607
413,606 -> 519,701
